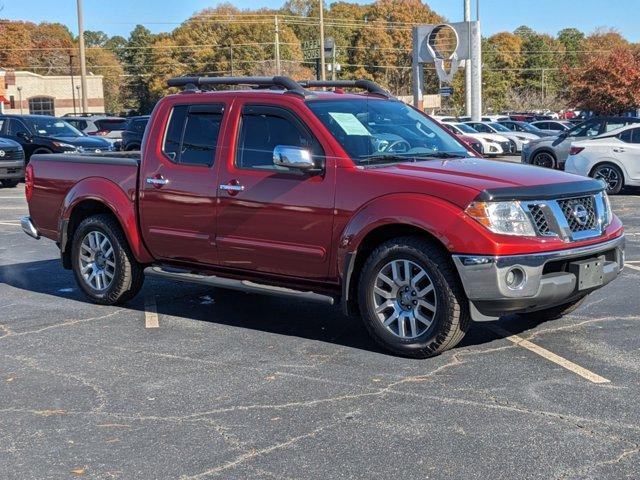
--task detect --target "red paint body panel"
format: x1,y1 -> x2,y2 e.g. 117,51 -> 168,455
26,89 -> 624,290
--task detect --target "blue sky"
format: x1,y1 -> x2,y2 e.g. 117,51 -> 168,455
2,0 -> 639,41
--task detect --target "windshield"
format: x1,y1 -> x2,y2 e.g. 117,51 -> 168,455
488,122 -> 511,132
28,118 -> 84,138
306,99 -> 470,164
454,123 -> 478,134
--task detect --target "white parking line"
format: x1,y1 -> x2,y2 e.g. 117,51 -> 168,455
625,263 -> 640,272
0,221 -> 20,226
144,296 -> 159,329
488,325 -> 610,384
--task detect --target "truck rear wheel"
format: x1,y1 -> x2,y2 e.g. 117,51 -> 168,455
71,214 -> 144,305
358,237 -> 470,358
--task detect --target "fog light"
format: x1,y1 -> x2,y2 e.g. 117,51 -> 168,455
505,267 -> 526,290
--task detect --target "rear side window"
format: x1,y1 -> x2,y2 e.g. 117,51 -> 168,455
619,128 -> 640,144
162,104 -> 223,167
94,119 -> 127,131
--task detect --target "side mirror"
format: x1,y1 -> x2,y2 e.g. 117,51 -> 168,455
17,132 -> 32,142
273,145 -> 318,171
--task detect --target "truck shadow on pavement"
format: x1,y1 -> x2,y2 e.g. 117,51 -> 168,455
0,258 -> 546,356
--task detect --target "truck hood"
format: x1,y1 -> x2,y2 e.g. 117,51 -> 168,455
373,157 -> 596,207
46,135 -> 112,149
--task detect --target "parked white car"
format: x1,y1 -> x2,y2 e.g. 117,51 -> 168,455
464,121 -> 539,154
531,120 -> 574,134
442,122 -> 507,157
565,124 -> 640,194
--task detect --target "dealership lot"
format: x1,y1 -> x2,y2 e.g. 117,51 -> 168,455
1,184 -> 639,479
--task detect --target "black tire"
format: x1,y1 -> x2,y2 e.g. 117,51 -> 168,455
71,214 -> 144,305
0,179 -> 20,188
358,237 -> 470,358
591,163 -> 624,195
531,151 -> 556,169
518,296 -> 587,322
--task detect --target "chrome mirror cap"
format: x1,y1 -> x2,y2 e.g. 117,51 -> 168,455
273,145 -> 315,170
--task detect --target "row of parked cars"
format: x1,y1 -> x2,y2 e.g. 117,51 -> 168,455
434,114 -> 640,194
0,113 -> 150,188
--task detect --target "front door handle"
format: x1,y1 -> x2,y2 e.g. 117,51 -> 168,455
613,147 -> 625,153
220,183 -> 245,193
146,176 -> 169,187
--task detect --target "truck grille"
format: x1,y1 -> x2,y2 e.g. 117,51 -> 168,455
0,149 -> 24,162
558,196 -> 597,232
525,192 -> 606,242
529,204 -> 552,236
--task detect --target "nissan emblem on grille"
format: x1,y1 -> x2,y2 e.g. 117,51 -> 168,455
0,150 -> 5,157
572,204 -> 589,226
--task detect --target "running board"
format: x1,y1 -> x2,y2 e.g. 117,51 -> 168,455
145,266 -> 336,306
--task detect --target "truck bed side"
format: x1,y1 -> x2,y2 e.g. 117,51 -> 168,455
28,152 -> 144,254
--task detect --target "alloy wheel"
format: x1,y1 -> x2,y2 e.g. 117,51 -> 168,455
79,231 -> 116,291
593,166 -> 621,193
532,152 -> 555,168
372,259 -> 437,339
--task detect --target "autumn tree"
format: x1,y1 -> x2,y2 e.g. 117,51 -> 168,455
567,46 -> 640,114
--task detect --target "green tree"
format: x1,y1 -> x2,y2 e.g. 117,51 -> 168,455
123,25 -> 156,113
557,28 -> 585,67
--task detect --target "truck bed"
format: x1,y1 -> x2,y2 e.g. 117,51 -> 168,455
28,152 -> 141,241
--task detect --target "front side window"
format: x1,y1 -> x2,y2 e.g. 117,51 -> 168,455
162,104 -> 223,166
9,119 -> 30,136
236,106 -> 321,170
469,123 -> 491,133
307,99 -> 469,165
28,97 -> 54,116
571,121 -> 602,138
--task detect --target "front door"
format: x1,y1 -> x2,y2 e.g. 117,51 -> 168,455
138,102 -> 225,265
216,102 -> 336,280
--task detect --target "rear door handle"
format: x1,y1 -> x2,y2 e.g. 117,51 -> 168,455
219,184 -> 245,192
146,176 -> 169,187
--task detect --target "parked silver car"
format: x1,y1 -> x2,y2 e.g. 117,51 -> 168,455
530,120 -> 574,134
522,116 -> 640,169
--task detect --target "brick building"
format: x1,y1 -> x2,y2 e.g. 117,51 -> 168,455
0,69 -> 105,116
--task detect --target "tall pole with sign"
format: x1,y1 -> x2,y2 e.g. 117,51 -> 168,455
319,0 -> 326,81
76,0 -> 89,114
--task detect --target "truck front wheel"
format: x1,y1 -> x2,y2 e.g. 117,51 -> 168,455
71,214 -> 144,305
358,237 -> 470,358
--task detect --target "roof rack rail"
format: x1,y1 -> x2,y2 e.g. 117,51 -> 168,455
298,80 -> 393,98
166,76 -> 307,96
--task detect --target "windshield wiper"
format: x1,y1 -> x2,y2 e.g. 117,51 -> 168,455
360,154 -> 417,165
415,152 -> 466,159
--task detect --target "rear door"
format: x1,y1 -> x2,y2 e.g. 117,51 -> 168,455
614,127 -> 640,180
138,102 -> 226,265
216,101 -> 336,280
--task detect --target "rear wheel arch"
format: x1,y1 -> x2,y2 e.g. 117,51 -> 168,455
62,200 -> 124,269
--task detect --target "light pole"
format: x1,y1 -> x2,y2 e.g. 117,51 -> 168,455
69,53 -> 77,115
17,86 -> 23,114
76,85 -> 81,113
319,0 -> 326,81
76,0 -> 89,114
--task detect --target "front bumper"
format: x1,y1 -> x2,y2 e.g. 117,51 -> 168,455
0,160 -> 25,180
452,235 -> 625,319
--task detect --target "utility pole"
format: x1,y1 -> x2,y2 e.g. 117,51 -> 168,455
541,68 -> 546,99
17,86 -> 23,114
319,0 -> 326,81
229,46 -> 234,76
76,0 -> 89,114
274,15 -> 281,75
331,43 -> 337,81
464,0 -> 472,117
470,1 -> 482,121
69,53 -> 77,115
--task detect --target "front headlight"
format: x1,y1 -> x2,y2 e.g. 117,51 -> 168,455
465,201 -> 536,236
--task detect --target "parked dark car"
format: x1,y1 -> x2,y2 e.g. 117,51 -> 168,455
0,115 -> 113,161
0,137 -> 25,188
522,116 -> 640,169
121,115 -> 150,151
497,120 -> 553,137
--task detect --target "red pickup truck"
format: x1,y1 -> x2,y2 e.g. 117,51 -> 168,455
21,76 -> 625,358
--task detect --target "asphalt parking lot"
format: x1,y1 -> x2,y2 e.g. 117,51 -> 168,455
1,181 -> 639,480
